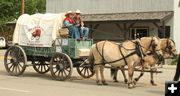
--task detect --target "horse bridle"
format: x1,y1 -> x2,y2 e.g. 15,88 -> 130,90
141,37 -> 159,53
163,39 -> 176,56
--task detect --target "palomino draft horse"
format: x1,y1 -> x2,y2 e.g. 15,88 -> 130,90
112,38 -> 177,85
88,37 -> 161,88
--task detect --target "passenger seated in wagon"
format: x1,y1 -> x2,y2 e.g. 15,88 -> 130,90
63,11 -> 80,39
74,9 -> 89,39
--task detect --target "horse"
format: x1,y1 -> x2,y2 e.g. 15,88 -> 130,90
111,38 -> 177,85
88,37 -> 161,88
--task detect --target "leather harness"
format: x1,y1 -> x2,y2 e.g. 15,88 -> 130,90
94,39 -> 150,66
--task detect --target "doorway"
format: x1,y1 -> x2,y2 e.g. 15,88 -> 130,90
130,28 -> 149,39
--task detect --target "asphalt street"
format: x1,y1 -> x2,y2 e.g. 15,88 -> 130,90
0,49 -> 176,96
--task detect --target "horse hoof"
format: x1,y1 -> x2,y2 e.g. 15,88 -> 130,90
150,80 -> 157,86
102,81 -> 109,85
134,78 -> 139,82
114,80 -> 119,83
133,80 -> 137,85
97,83 -> 102,86
128,85 -> 133,89
128,84 -> 134,89
124,79 -> 128,84
96,80 -> 102,85
152,83 -> 157,86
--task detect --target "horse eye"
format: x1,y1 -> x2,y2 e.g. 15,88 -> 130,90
154,44 -> 157,47
169,46 -> 172,49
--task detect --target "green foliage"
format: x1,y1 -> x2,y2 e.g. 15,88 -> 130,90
171,55 -> 179,65
0,0 -> 46,32
25,0 -> 46,14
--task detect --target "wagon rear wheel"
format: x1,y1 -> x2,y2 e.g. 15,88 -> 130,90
76,59 -> 95,78
4,45 -> 27,76
50,53 -> 73,81
32,60 -> 50,74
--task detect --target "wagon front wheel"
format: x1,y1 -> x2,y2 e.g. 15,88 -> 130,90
76,59 -> 95,78
4,45 -> 27,76
50,53 -> 73,81
33,60 -> 50,74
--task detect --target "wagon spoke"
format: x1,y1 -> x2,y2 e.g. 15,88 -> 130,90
16,48 -> 21,57
65,68 -> 70,72
86,68 -> 90,76
18,57 -> 25,62
57,70 -> 61,77
18,63 -> 23,68
7,62 -> 13,65
43,65 -> 46,71
61,71 -> 64,78
84,68 -> 87,76
15,66 -> 18,74
17,65 -> 21,73
11,65 -> 15,72
4,46 -> 27,76
40,65 -> 43,72
54,69 -> 59,74
46,65 -> 49,68
36,64 -> 40,70
7,56 -> 12,60
63,70 -> 67,77
76,59 -> 95,78
9,64 -> 14,70
80,67 -> 85,73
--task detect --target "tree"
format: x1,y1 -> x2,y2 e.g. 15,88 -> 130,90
0,0 -> 46,32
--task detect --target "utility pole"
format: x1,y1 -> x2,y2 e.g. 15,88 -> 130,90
22,0 -> 24,14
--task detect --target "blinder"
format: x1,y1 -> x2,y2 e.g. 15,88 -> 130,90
164,39 -> 176,57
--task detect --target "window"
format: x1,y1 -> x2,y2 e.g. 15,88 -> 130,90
130,28 -> 149,39
158,26 -> 170,38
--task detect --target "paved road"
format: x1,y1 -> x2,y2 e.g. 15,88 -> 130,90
0,49 -> 176,96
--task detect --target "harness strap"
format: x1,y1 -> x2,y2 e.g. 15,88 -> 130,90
95,51 -> 136,65
163,39 -> 172,53
119,45 -> 128,65
148,37 -> 154,50
94,40 -> 145,66
95,41 -> 107,64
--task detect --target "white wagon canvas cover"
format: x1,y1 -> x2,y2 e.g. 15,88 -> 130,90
13,13 -> 65,47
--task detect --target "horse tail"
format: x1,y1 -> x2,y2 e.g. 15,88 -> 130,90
173,54 -> 180,81
88,45 -> 95,66
111,68 -> 118,80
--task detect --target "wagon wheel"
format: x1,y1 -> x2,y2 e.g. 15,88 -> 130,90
76,59 -> 95,78
32,60 -> 50,74
50,53 -> 73,81
4,45 -> 27,76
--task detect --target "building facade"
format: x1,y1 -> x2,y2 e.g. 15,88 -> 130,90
46,0 -> 180,52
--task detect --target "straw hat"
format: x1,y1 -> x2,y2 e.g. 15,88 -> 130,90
75,9 -> 82,14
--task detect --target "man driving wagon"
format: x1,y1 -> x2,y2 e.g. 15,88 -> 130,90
63,10 -> 89,40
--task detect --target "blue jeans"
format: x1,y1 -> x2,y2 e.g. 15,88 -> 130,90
80,27 -> 89,38
68,26 -> 80,39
